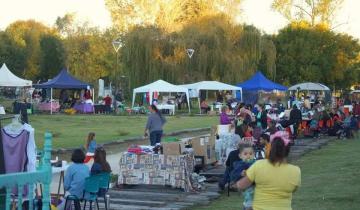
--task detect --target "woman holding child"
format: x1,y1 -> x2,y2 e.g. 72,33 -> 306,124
237,131 -> 301,210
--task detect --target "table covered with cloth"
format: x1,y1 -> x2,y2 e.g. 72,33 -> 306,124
37,101 -> 60,112
118,153 -> 194,192
73,103 -> 94,113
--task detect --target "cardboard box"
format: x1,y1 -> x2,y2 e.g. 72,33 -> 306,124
162,141 -> 185,155
191,135 -> 216,165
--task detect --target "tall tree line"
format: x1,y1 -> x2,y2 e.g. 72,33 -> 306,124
0,0 -> 358,97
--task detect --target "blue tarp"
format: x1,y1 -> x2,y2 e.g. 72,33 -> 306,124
33,69 -> 91,89
236,71 -> 287,91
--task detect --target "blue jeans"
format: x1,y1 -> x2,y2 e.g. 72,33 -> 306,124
150,130 -> 163,146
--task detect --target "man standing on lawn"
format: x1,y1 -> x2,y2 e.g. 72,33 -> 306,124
104,94 -> 112,114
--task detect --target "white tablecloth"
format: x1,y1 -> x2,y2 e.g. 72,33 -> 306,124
0,106 -> 5,115
156,104 -> 175,115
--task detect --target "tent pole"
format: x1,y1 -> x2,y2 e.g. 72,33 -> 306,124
198,97 -> 201,115
50,88 -> 53,115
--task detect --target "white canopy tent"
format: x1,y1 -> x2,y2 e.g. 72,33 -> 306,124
288,82 -> 330,91
132,80 -> 191,113
0,63 -> 32,87
180,81 -> 242,113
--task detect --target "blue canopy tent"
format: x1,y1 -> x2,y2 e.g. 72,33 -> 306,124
34,69 -> 92,114
236,71 -> 287,104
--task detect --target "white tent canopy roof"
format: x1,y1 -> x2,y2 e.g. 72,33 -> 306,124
0,63 -> 32,87
288,82 -> 330,91
132,80 -> 190,113
180,81 -> 242,91
134,79 -> 189,93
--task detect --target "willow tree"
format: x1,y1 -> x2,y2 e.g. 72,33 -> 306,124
105,0 -> 243,33
120,15 -> 270,90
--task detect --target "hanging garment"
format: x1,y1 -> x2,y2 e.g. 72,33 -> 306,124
2,129 -> 29,173
4,124 -> 36,172
1,128 -> 29,196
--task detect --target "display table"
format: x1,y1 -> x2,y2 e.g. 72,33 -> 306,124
118,153 -> 194,192
156,104 -> 175,115
38,101 -> 60,112
73,103 -> 94,113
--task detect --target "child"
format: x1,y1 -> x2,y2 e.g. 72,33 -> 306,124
230,144 -> 256,210
58,149 -> 89,210
84,132 -> 96,163
91,147 -> 112,175
256,133 -> 271,159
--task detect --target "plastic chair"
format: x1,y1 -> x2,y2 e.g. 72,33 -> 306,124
83,175 -> 100,210
97,173 -> 111,210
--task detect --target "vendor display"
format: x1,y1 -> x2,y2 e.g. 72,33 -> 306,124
118,153 -> 194,192
37,100 -> 60,113
73,102 -> 94,113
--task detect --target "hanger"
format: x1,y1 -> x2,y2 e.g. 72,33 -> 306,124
7,114 -> 23,132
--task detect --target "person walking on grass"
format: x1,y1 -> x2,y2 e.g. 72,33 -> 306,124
237,131 -> 301,210
144,104 -> 166,146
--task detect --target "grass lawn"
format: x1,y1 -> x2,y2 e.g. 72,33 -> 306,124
18,114 -> 218,149
192,138 -> 360,210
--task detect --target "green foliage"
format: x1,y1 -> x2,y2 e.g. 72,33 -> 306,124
121,15 -> 272,90
272,0 -> 344,27
39,34 -> 66,80
274,24 -> 360,88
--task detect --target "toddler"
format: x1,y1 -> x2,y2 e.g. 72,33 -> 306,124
230,144 -> 256,210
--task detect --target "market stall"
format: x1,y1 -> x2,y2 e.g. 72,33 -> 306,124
180,81 -> 242,114
236,71 -> 287,104
118,153 -> 194,192
132,80 -> 191,114
33,69 -> 93,114
117,127 -> 217,192
0,63 -> 33,115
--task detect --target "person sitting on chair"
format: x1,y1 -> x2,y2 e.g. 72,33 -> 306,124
200,100 -> 210,114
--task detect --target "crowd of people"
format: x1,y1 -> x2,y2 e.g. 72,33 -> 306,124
216,99 -> 359,210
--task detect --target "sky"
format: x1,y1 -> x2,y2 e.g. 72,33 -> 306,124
0,0 -> 359,39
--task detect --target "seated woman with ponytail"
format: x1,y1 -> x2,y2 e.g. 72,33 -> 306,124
237,131 -> 301,210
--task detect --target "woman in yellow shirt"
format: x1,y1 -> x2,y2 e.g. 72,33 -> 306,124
237,131 -> 301,210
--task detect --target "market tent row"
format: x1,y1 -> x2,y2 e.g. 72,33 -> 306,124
0,63 -> 32,87
132,80 -> 191,113
237,71 -> 288,104
180,81 -> 242,112
33,69 -> 93,114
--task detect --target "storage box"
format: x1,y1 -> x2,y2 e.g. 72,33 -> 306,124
162,142 -> 185,155
191,136 -> 216,165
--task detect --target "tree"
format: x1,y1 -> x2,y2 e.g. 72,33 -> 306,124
64,27 -> 117,84
105,0 -> 243,32
274,24 -> 360,89
0,31 -> 26,76
5,20 -> 54,80
120,15 -> 271,91
271,0 -> 344,27
39,34 -> 66,80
